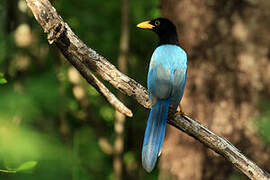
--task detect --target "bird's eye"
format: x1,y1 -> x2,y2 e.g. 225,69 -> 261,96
155,20 -> 160,26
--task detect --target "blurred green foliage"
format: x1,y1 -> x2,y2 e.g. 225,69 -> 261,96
1,0 -> 269,179
0,73 -> 7,84
0,160 -> 37,174
256,98 -> 270,144
228,173 -> 248,180
0,0 -> 160,179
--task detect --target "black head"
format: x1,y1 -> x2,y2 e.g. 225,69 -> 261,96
137,18 -> 179,46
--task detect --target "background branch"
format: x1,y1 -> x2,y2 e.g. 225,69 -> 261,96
113,0 -> 130,179
24,0 -> 270,179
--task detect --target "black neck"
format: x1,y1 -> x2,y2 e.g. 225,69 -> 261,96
158,32 -> 179,46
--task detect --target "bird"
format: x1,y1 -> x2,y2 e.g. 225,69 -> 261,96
137,18 -> 187,172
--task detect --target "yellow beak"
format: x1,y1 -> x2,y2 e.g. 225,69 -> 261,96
137,21 -> 154,29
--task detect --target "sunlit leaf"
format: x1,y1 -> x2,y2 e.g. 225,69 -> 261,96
16,161 -> 38,172
0,73 -> 7,84
0,78 -> 7,84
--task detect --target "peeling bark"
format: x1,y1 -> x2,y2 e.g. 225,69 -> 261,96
24,0 -> 270,179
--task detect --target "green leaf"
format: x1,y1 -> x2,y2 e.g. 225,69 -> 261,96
0,78 -> 7,84
16,161 -> 38,172
0,72 -> 7,84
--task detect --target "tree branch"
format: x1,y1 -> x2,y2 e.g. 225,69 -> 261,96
58,45 -> 133,117
24,0 -> 270,179
25,0 -> 132,117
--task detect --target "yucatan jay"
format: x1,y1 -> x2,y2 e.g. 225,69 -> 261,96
137,18 -> 187,172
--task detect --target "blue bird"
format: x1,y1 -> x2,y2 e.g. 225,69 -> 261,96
137,18 -> 187,172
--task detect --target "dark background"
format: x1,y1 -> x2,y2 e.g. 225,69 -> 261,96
0,0 -> 269,179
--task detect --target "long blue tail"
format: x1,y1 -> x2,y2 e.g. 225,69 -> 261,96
142,99 -> 170,172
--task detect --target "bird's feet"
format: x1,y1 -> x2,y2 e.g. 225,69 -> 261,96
174,110 -> 188,117
174,104 -> 189,117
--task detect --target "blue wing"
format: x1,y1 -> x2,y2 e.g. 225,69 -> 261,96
147,64 -> 172,106
147,45 -> 187,107
170,69 -> 187,112
142,45 -> 187,172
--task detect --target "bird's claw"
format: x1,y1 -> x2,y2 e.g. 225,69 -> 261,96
174,104 -> 189,117
174,110 -> 188,117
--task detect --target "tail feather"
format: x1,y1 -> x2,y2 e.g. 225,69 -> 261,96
142,99 -> 170,172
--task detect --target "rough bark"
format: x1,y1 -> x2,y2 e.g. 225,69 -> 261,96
160,0 -> 270,179
24,0 -> 270,179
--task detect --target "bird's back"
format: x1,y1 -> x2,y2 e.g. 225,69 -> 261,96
147,45 -> 187,103
150,45 -> 187,72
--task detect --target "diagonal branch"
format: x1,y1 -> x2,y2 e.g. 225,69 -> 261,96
24,0 -> 270,179
25,0 -> 132,117
60,50 -> 133,117
168,116 -> 270,180
27,0 -> 150,109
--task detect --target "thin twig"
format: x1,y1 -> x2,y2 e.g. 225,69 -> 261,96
24,0 -> 270,179
0,169 -> 16,173
56,43 -> 133,117
25,0 -> 132,117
